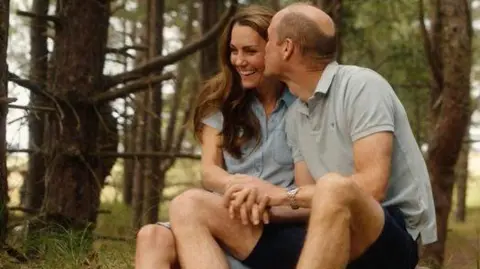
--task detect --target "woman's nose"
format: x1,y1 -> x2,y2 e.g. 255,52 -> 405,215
235,54 -> 247,66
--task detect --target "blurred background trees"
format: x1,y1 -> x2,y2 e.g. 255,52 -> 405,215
0,0 -> 479,268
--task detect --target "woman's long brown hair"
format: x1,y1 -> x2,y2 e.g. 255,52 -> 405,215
192,5 -> 275,159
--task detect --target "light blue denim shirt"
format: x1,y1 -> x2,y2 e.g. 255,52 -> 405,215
202,89 -> 296,188
202,89 -> 296,269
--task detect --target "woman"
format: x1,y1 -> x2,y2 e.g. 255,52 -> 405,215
135,5 -> 296,269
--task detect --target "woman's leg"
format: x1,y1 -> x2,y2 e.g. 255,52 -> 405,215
135,224 -> 179,269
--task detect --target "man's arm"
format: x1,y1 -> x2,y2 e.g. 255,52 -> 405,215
268,161 -> 315,223
349,131 -> 392,201
269,131 -> 393,207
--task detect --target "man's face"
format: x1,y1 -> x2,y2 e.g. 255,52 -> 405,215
264,16 -> 283,78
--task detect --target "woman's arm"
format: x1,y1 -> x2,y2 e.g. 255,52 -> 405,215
200,125 -> 232,194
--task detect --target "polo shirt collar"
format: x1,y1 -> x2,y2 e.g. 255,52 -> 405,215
313,61 -> 339,95
297,61 -> 339,115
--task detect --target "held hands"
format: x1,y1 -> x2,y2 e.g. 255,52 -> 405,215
223,174 -> 285,226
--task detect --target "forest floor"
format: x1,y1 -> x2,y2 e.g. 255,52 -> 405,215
1,156 -> 479,269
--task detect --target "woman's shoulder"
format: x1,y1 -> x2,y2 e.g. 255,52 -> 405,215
202,111 -> 223,130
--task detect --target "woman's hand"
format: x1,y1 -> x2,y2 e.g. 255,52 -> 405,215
223,177 -> 285,225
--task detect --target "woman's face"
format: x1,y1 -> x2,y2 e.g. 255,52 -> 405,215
230,23 -> 267,89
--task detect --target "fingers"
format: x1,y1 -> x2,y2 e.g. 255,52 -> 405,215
231,188 -> 251,209
226,187 -> 250,220
251,203 -> 260,225
258,195 -> 270,224
223,184 -> 243,207
240,204 -> 249,225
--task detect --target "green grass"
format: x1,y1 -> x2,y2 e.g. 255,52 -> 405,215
444,175 -> 480,269
1,172 -> 479,268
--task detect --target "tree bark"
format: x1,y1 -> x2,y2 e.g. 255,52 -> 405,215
131,0 -> 149,229
200,0 -> 221,79
454,136 -> 469,222
122,18 -> 134,206
0,0 -> 10,245
131,95 -> 146,229
42,0 -> 112,227
25,0 -> 49,211
422,0 -> 472,267
143,0 -> 165,225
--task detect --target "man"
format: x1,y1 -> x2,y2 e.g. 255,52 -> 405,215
226,3 -> 437,269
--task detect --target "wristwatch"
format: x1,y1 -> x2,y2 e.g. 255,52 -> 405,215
286,187 -> 300,210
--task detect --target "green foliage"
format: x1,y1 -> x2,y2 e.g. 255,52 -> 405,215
340,0 -> 431,144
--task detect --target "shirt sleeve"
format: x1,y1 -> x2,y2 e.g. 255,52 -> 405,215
345,69 -> 395,142
201,111 -> 223,131
285,103 -> 304,163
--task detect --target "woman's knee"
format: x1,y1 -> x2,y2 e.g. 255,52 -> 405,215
137,224 -> 175,249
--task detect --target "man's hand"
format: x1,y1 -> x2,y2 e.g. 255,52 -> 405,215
223,178 -> 286,225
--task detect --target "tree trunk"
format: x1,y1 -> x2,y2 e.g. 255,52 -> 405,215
25,0 -> 49,211
143,0 -> 165,225
454,138 -> 469,222
0,0 -> 10,244
200,0 -> 221,79
123,99 -> 135,206
123,20 -> 136,206
42,0 -> 111,228
131,1 -> 149,229
131,94 -> 146,229
422,0 -> 472,267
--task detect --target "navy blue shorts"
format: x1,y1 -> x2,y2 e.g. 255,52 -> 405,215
242,206 -> 418,269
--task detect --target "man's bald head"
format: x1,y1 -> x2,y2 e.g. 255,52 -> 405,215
273,3 -> 337,65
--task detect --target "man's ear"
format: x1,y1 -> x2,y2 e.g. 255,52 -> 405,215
282,38 -> 294,60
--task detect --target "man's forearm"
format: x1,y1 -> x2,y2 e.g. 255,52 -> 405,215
349,173 -> 387,202
271,185 -> 316,208
270,172 -> 386,211
269,206 -> 310,223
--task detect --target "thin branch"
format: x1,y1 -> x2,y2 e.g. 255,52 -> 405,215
93,72 -> 174,103
106,45 -> 148,53
8,206 -> 39,214
8,71 -> 65,119
106,47 -> 135,59
418,0 -> 442,87
8,104 -> 55,112
16,9 -> 60,26
94,151 -> 201,160
0,97 -> 17,104
104,3 -> 237,88
7,149 -> 37,154
8,115 -> 27,125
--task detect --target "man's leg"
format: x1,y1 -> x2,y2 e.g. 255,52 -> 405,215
296,177 -> 385,269
135,224 -> 179,269
169,189 -> 263,269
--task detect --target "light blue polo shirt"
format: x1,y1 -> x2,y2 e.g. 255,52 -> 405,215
202,89 -> 296,188
285,61 -> 437,244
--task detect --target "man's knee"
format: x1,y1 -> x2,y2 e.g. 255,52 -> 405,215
314,175 -> 358,205
137,224 -> 175,249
